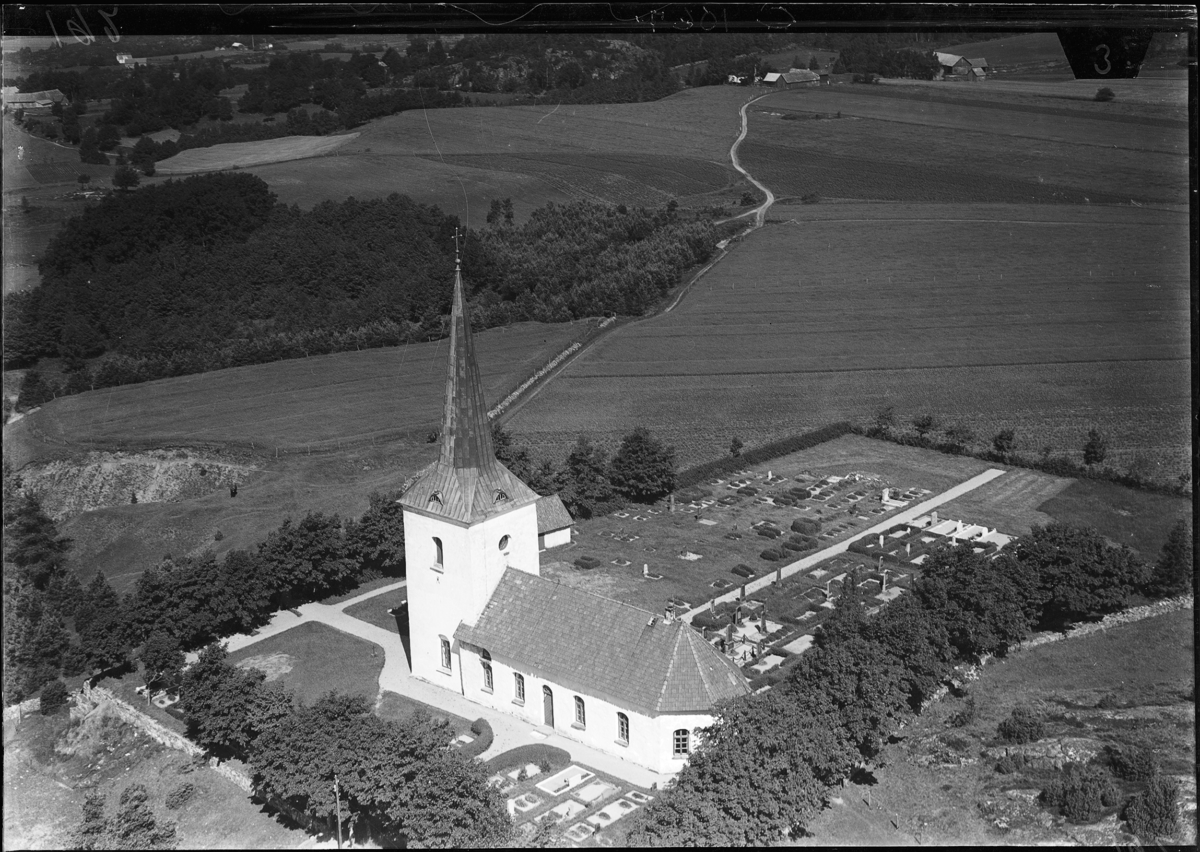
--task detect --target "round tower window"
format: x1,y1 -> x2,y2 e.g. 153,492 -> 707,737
499,535 -> 510,550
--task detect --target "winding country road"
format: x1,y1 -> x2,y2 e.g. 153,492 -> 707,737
726,93 -> 777,229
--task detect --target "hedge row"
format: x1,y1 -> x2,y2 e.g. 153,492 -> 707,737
458,718 -> 495,759
676,422 -> 855,489
482,744 -> 572,775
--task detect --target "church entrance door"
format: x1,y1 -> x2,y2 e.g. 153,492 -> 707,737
542,685 -> 554,728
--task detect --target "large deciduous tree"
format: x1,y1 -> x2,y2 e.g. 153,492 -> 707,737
608,426 -> 677,503
179,643 -> 291,754
560,436 -> 616,519
256,512 -> 355,601
345,490 -> 406,576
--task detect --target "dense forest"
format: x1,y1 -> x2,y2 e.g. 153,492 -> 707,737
5,173 -> 717,401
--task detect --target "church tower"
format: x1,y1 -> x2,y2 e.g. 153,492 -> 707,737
399,247 -> 541,686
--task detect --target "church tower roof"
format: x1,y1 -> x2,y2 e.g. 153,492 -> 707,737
399,242 -> 540,524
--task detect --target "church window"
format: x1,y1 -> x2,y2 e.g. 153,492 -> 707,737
616,713 -> 629,745
499,534 -> 510,550
432,537 -> 443,570
482,661 -> 493,693
513,673 -> 525,704
672,728 -> 690,757
439,637 -> 452,671
428,490 -> 443,506
574,696 -> 586,728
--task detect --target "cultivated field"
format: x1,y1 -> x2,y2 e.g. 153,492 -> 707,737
154,132 -> 360,173
939,32 -> 1069,68
743,87 -> 1187,203
507,203 -> 1190,479
252,87 -> 756,223
8,320 -> 587,466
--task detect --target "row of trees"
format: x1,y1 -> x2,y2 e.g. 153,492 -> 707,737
177,649 -> 510,846
830,34 -> 943,79
867,407 -> 1191,496
627,519 -> 1193,845
494,424 -> 677,519
1,461 -> 405,706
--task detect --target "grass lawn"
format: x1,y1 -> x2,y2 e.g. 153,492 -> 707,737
1037,477 -> 1192,558
375,690 -> 472,736
343,587 -> 408,632
544,435 -> 993,613
156,132 -> 360,173
937,467 -> 1074,539
226,622 -> 383,706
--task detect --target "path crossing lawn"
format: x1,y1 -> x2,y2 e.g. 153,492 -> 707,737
226,622 -> 383,706
344,587 -> 408,632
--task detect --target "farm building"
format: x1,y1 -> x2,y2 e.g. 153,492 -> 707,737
935,51 -> 972,76
115,53 -> 147,68
780,69 -> 821,87
761,71 -> 782,85
2,89 -> 65,114
398,254 -> 750,774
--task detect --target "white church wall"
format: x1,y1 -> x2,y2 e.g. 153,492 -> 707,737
540,527 -> 571,549
404,502 -> 540,684
458,646 -> 713,774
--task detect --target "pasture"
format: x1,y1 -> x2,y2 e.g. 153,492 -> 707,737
154,132 -> 360,173
507,203 -> 1191,480
939,31 -> 1068,68
249,87 -> 755,223
9,320 -> 586,464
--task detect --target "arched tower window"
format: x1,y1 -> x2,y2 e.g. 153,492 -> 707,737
433,537 -> 443,569
616,712 -> 629,745
574,696 -> 586,728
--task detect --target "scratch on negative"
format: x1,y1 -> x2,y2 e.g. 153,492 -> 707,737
536,103 -> 562,125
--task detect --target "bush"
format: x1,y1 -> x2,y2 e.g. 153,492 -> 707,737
995,753 -> 1027,774
998,705 -> 1046,744
1040,763 -> 1120,823
759,549 -> 782,561
791,518 -> 820,535
949,696 -> 976,728
782,541 -> 803,553
1123,774 -> 1180,840
482,744 -> 571,775
1106,745 -> 1159,782
459,718 -> 494,759
574,556 -> 601,570
731,564 -> 755,578
1095,86 -> 1115,102
39,680 -> 70,715
165,782 -> 196,810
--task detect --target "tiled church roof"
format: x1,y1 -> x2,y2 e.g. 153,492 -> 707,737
456,570 -> 750,715
535,495 -> 573,533
399,257 -> 539,524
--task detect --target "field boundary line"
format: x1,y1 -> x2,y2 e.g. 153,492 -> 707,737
682,468 -> 1007,622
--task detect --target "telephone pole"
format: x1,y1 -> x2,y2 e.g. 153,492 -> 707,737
334,775 -> 343,849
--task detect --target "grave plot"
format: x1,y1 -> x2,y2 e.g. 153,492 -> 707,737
536,766 -> 594,796
574,779 -> 619,804
586,797 -> 640,827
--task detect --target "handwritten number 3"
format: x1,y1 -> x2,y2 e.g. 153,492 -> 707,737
1094,44 -> 1111,75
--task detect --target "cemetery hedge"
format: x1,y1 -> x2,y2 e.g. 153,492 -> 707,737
674,422 -> 855,489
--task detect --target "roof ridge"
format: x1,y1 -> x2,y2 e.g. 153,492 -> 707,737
652,624 -> 686,712
515,568 -> 659,619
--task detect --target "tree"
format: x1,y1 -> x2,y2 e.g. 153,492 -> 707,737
912,413 -> 938,439
1149,517 -> 1193,597
112,783 -> 178,849
1095,86 -> 1116,102
17,369 -> 59,409
1082,427 -> 1108,466
113,165 -> 141,191
992,428 -> 1016,456
141,631 -> 185,697
729,436 -> 744,457
872,404 -> 897,435
1011,523 -> 1148,629
809,55 -> 821,71
560,437 -> 616,519
345,490 -> 406,576
77,173 -> 92,186
608,426 -> 677,503
251,693 -> 510,846
179,643 -> 292,754
256,512 -> 355,601
943,423 -> 975,452
3,493 -> 73,590
40,679 -> 70,715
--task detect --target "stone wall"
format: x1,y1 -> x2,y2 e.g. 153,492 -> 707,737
1015,595 -> 1193,652
76,683 -> 253,792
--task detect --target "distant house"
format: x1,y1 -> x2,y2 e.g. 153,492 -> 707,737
761,71 -> 782,85
935,52 -> 971,77
781,69 -> 820,87
116,54 -> 147,68
536,495 -> 573,550
3,89 -> 65,114
966,58 -> 988,80
726,74 -> 745,85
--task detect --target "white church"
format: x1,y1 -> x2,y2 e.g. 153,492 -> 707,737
398,254 -> 750,774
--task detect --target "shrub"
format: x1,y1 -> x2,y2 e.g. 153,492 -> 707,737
995,753 -> 1027,774
1096,692 -> 1121,709
459,718 -> 494,759
998,706 -> 1046,744
1040,763 -> 1120,823
1106,745 -> 1159,781
759,549 -> 782,561
949,696 -> 976,728
782,541 -> 803,552
731,564 -> 755,578
791,518 -> 820,535
1095,86 -> 1115,102
165,782 -> 196,810
39,680 -> 70,715
1123,774 -> 1180,840
574,556 -> 601,570
483,744 -> 571,775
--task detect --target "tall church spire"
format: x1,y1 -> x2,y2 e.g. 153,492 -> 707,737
439,236 -> 498,471
399,234 -> 539,524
